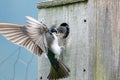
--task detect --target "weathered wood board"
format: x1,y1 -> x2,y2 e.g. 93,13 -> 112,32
88,0 -> 120,80
37,0 -> 120,80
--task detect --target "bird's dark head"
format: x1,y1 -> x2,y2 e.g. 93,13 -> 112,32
49,27 -> 57,34
57,23 -> 70,38
49,27 -> 58,39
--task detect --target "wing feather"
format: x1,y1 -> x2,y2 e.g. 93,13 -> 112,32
26,16 -> 48,52
0,21 -> 47,56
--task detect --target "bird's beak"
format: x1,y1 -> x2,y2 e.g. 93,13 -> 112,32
55,28 -> 59,36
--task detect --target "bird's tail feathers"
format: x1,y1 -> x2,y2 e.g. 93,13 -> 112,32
47,60 -> 70,79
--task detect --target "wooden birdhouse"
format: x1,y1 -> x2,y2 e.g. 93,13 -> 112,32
37,0 -> 120,80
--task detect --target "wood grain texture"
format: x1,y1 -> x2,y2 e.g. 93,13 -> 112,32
88,0 -> 120,80
38,0 -> 120,80
37,0 -> 87,9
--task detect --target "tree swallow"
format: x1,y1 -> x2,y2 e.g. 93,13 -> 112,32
0,16 -> 70,79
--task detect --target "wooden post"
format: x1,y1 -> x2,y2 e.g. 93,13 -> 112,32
37,0 -> 120,80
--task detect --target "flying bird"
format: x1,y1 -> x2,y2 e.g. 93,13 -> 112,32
0,16 -> 70,79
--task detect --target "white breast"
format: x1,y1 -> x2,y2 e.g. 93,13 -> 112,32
51,33 -> 61,56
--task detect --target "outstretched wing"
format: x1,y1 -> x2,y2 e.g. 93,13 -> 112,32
26,16 -> 48,52
0,17 -> 48,56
